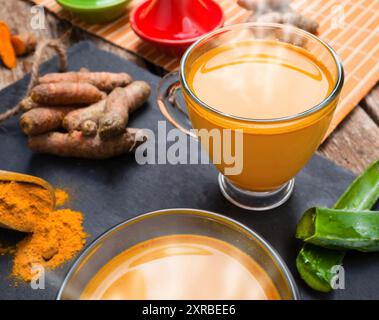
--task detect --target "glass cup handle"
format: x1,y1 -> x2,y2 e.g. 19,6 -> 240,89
157,71 -> 197,139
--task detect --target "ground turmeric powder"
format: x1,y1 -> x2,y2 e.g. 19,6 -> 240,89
12,208 -> 86,281
0,181 -> 86,282
55,188 -> 69,207
0,182 -> 51,232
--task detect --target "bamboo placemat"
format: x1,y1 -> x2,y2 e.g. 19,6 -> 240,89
31,0 -> 379,137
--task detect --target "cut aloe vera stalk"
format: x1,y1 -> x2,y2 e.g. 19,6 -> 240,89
297,207 -> 379,252
296,244 -> 344,293
296,160 -> 379,292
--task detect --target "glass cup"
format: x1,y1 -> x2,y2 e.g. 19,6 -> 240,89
158,23 -> 344,211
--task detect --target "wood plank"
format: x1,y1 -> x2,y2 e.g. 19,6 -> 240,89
319,105 -> 379,174
364,84 -> 379,125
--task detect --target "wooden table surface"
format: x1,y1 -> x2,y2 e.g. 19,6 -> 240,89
0,0 -> 378,175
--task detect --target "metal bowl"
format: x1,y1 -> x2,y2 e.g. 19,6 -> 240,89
57,208 -> 299,300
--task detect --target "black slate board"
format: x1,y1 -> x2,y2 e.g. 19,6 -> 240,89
0,42 -> 378,300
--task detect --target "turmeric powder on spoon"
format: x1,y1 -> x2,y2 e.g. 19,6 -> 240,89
0,181 -> 87,282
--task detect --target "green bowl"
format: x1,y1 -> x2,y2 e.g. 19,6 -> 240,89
56,0 -> 130,24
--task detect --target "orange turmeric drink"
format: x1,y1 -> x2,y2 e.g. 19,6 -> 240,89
188,41 -> 333,120
186,40 -> 335,192
159,24 -> 343,210
81,235 -> 280,300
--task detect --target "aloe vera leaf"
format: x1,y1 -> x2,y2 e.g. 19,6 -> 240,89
296,244 -> 344,293
333,160 -> 379,210
296,160 -> 379,292
297,207 -> 379,252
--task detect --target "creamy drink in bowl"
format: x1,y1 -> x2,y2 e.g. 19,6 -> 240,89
80,234 -> 280,299
57,209 -> 298,300
158,23 -> 344,210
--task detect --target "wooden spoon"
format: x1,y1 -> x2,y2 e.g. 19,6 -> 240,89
0,170 -> 56,231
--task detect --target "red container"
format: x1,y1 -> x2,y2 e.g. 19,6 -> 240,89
130,0 -> 225,56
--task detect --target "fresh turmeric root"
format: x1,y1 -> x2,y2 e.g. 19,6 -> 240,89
31,82 -> 105,106
20,106 -> 78,136
99,81 -> 151,139
19,96 -> 83,112
80,120 -> 98,136
19,97 -> 39,112
11,33 -> 37,56
238,0 -> 319,35
63,99 -> 107,135
38,71 -> 133,93
0,21 -> 17,69
28,128 -> 146,159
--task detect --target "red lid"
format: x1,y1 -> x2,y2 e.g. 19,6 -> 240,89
131,0 -> 224,51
